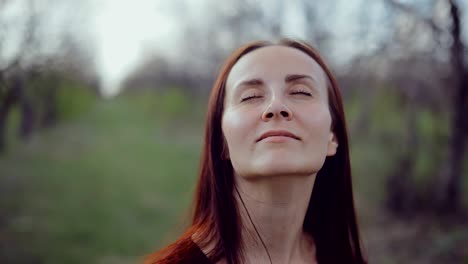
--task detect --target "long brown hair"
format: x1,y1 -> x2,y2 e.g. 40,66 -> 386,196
145,39 -> 366,264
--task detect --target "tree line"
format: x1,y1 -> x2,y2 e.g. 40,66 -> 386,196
0,0 -> 99,153
122,0 -> 467,217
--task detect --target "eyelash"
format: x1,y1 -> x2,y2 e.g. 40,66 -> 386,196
240,94 -> 262,102
240,89 -> 312,102
291,88 -> 312,96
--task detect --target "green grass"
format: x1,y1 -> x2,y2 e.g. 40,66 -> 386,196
0,93 -> 205,264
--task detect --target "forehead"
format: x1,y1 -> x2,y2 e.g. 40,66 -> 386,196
226,45 -> 328,89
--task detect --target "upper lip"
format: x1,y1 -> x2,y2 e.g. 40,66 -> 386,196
257,130 -> 300,142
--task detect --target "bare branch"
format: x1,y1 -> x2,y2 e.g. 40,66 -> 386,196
385,0 -> 444,35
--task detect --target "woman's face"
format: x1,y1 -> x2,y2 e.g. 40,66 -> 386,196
221,46 -> 338,180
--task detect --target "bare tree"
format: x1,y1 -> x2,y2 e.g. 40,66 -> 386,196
0,0 -> 38,150
131,0 -> 329,94
436,0 -> 467,212
384,0 -> 467,213
0,0 -> 98,152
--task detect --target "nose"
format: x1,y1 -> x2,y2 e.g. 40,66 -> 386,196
261,98 -> 293,121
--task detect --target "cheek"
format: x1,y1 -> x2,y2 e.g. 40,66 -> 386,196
302,105 -> 333,141
221,110 -> 253,149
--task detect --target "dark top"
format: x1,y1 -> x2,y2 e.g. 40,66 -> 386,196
178,239 -> 212,264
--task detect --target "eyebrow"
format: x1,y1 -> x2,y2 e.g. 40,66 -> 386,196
237,78 -> 264,87
284,74 -> 316,83
237,74 -> 316,88
235,74 -> 317,93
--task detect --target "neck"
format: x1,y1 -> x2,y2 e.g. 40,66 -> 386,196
235,174 -> 317,264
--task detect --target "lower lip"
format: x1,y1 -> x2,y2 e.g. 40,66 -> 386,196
260,136 -> 296,143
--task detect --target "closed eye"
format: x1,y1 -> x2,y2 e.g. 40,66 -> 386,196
291,91 -> 312,96
241,94 -> 263,102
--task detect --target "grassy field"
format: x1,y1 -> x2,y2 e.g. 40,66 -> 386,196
0,92 -> 206,264
1,89 -> 467,264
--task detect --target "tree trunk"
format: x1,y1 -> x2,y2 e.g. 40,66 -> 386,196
18,95 -> 35,139
0,78 -> 20,153
386,89 -> 419,216
0,102 -> 12,152
436,0 -> 468,212
10,71 -> 35,140
40,84 -> 58,128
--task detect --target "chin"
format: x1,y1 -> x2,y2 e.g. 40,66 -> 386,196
245,159 -> 319,179
231,151 -> 327,179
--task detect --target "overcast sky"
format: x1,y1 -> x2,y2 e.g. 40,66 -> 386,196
2,0 -> 467,95
91,0 -> 360,95
87,0 -> 467,95
92,0 -> 181,95
92,0 -> 305,94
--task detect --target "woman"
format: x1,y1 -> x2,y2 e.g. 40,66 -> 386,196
145,39 -> 367,264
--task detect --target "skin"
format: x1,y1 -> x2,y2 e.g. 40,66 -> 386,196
220,45 -> 338,264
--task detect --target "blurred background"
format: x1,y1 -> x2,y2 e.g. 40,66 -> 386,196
0,0 -> 467,263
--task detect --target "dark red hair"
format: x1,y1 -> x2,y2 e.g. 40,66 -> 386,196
145,39 -> 366,264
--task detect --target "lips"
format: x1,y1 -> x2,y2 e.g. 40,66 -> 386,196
256,130 -> 300,142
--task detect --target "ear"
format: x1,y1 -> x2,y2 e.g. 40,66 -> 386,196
326,132 -> 338,156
